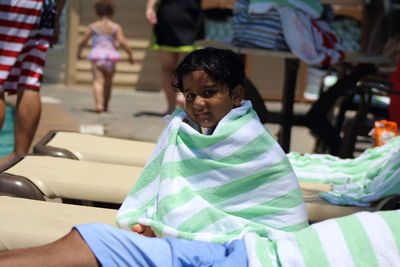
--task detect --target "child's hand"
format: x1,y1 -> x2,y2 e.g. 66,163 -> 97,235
132,224 -> 156,237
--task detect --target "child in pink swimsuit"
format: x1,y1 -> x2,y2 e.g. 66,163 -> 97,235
77,0 -> 134,113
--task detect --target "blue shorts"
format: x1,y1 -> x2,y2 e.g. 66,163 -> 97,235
74,223 -> 248,267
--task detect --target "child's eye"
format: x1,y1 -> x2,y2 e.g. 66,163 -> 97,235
185,93 -> 195,101
202,90 -> 217,98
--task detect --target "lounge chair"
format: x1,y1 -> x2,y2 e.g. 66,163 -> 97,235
33,130 -> 155,166
1,155 -> 398,223
0,155 -> 139,204
0,196 -> 117,250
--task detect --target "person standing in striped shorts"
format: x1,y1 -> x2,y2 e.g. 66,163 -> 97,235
0,0 -> 66,164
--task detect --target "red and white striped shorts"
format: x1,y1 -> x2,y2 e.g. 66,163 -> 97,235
0,0 -> 53,94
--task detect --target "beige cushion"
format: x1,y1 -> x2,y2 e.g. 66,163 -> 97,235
300,182 -> 371,222
5,156 -> 138,203
0,196 -> 117,250
47,131 -> 155,166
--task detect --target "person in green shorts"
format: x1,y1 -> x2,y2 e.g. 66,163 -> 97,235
146,0 -> 204,115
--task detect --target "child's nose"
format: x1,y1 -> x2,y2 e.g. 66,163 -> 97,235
193,96 -> 205,108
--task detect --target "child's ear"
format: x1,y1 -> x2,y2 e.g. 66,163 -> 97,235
231,85 -> 244,107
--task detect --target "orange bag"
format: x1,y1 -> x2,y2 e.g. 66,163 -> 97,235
371,120 -> 399,146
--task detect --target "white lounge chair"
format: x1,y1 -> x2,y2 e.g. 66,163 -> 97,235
33,130 -> 154,166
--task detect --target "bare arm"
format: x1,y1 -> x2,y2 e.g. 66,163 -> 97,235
146,0 -> 157,25
76,27 -> 93,59
115,25 -> 134,64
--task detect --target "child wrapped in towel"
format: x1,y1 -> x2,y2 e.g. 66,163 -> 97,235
115,47 -> 309,241
0,48 -> 399,267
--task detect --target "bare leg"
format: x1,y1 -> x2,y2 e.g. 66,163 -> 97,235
0,88 -> 43,165
158,51 -> 180,114
0,92 -> 5,131
0,229 -> 99,267
92,64 -> 105,113
13,88 -> 41,155
103,69 -> 115,112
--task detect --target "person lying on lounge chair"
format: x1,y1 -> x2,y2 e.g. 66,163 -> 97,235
0,210 -> 398,266
0,47 -> 309,264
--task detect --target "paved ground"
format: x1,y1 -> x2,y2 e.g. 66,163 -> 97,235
36,83 -> 317,154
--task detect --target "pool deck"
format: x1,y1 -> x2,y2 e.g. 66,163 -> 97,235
25,83 -> 316,154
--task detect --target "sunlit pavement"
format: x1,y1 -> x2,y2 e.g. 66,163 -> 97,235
37,83 -> 316,154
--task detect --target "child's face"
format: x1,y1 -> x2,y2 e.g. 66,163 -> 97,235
182,70 -> 243,129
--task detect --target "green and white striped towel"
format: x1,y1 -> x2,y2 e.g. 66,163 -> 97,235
248,0 -> 323,18
116,101 -> 308,243
288,136 -> 400,206
245,210 -> 400,267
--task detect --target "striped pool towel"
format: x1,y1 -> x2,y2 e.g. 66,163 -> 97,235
233,0 -> 343,66
288,136 -> 400,206
232,0 -> 289,51
248,0 -> 323,18
116,101 -> 308,243
246,210 -> 400,266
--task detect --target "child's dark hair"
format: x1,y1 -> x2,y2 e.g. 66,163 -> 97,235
94,0 -> 115,17
172,47 -> 246,94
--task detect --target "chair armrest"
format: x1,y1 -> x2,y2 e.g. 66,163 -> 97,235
357,76 -> 399,95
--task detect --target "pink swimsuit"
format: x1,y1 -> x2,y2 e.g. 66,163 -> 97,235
87,25 -> 122,72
